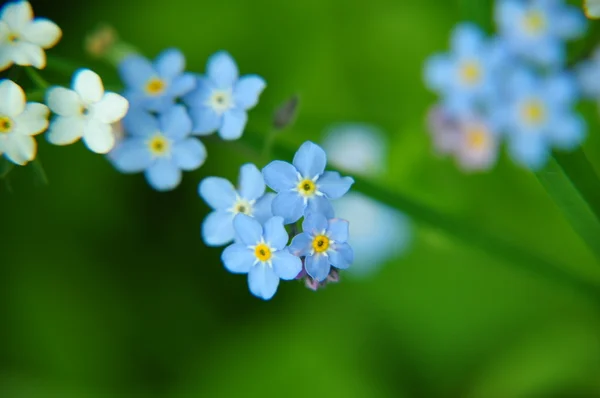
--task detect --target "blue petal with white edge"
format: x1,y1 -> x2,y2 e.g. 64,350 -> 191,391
207,51 -> 239,89
118,55 -> 155,89
307,196 -> 334,219
145,158 -> 182,191
327,218 -> 349,243
202,211 -> 235,246
234,75 -> 266,110
293,141 -> 327,178
108,138 -> 152,173
318,171 -> 354,199
160,105 -> 192,139
252,193 -> 275,223
263,216 -> 288,250
272,251 -> 302,280
154,48 -> 185,80
123,108 -> 159,137
199,177 -> 237,210
248,263 -> 279,300
239,163 -> 265,201
222,243 -> 254,273
172,138 -> 206,171
305,254 -> 331,282
233,214 -> 263,246
289,232 -> 312,257
328,243 -> 354,270
262,160 -> 298,192
272,191 -> 305,224
219,109 -> 248,140
302,212 -> 328,235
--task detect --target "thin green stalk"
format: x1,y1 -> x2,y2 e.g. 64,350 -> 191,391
30,157 -> 49,186
25,67 -> 50,90
261,129 -> 278,162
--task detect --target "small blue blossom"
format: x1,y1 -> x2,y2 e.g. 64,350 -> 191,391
262,141 -> 354,224
221,215 -> 302,300
495,0 -> 586,66
108,105 -> 206,191
118,48 -> 196,112
199,163 -> 275,247
425,23 -> 507,116
576,47 -> 600,99
183,51 -> 266,140
289,212 -> 354,282
502,67 -> 585,169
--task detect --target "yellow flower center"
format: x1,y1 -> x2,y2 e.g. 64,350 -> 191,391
145,77 -> 166,96
523,11 -> 546,35
312,235 -> 330,253
7,32 -> 18,43
521,100 -> 546,126
297,179 -> 316,197
459,60 -> 482,86
254,243 -> 272,262
147,134 -> 170,156
465,127 -> 489,149
0,116 -> 13,134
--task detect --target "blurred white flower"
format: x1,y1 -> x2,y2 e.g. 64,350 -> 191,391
584,0 -> 600,19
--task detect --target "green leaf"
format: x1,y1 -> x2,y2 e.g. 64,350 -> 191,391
0,157 -> 14,179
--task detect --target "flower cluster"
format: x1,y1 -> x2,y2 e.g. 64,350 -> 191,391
199,141 -> 355,300
424,0 -> 587,171
108,50 -> 266,190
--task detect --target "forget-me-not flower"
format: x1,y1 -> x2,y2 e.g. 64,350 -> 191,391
503,68 -> 585,169
46,69 -> 129,154
199,163 -> 275,246
0,1 -> 62,71
262,141 -> 354,224
118,48 -> 196,112
289,212 -> 353,282
495,0 -> 586,66
221,214 -> 302,300
0,79 -> 49,165
183,51 -> 266,140
576,47 -> 600,99
108,105 -> 206,191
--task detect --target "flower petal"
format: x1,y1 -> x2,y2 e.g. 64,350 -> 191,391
424,54 -> 452,92
272,250 -> 302,280
202,211 -> 235,247
233,213 -> 263,246
239,163 -> 265,201
508,133 -> 550,171
159,104 -> 191,139
234,75 -> 266,110
305,254 -> 331,282
302,212 -> 328,235
172,137 -> 206,171
14,102 -> 49,136
46,87 -> 81,117
107,138 -> 152,173
262,160 -> 297,192
289,232 -> 312,257
1,1 -> 32,31
188,105 -> 221,136
328,243 -> 354,270
154,48 -> 185,80
144,158 -> 182,191
252,193 -> 274,224
222,243 -> 254,273
248,263 -> 279,300
82,120 -> 114,154
293,141 -> 327,178
46,116 -> 84,145
21,18 -> 62,48
307,195 -> 335,219
122,108 -> 159,137
183,76 -> 212,107
2,135 -> 35,165
118,55 -> 155,89
74,69 -> 104,104
218,109 -> 247,140
272,191 -> 305,224
93,92 -> 128,124
550,113 -> 586,151
168,73 -> 196,97
317,171 -> 354,199
11,41 -> 44,68
263,216 -> 288,250
207,51 -> 239,88
0,79 -> 25,116
327,218 -> 349,243
198,176 -> 237,210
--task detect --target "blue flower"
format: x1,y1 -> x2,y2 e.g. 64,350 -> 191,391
262,141 -> 355,224
199,163 -> 275,246
183,51 -> 266,140
495,0 -> 586,66
289,212 -> 353,282
221,215 -> 302,300
118,48 -> 196,112
576,47 -> 600,99
424,23 -> 507,116
108,105 -> 206,191
501,67 -> 585,169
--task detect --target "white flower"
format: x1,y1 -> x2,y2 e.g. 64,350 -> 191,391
46,69 -> 129,154
585,0 -> 600,19
0,1 -> 62,71
0,79 -> 49,165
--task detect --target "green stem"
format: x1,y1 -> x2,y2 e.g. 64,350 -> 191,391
261,129 -> 278,162
45,54 -> 80,75
30,157 -> 49,186
25,67 -> 50,90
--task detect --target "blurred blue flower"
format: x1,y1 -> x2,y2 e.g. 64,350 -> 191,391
183,51 -> 266,140
576,47 -> 600,99
502,68 -> 585,169
221,215 -> 302,300
262,141 -> 354,224
118,48 -> 196,112
199,163 -> 275,247
425,23 -> 506,115
289,212 -> 353,282
108,105 -> 206,191
495,0 -> 586,66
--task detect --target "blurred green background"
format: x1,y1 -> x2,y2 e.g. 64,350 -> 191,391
2,0 -> 600,396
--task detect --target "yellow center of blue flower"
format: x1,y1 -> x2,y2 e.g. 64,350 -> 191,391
297,179 -> 316,197
312,235 -> 330,253
521,100 -> 546,126
459,61 -> 482,86
145,78 -> 166,96
147,134 -> 170,156
254,243 -> 272,262
0,116 -> 13,134
523,11 -> 546,35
